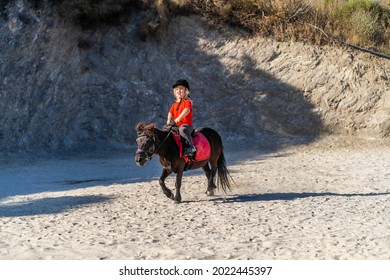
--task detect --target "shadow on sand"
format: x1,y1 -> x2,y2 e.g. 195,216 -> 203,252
0,195 -> 113,217
210,192 -> 390,203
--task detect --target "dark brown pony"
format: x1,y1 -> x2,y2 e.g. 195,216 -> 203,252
135,123 -> 233,203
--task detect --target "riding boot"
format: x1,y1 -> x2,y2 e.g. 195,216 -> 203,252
184,143 -> 196,157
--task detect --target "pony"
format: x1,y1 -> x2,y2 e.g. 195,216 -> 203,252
135,123 -> 233,203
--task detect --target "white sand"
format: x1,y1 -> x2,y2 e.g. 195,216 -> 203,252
1,136 -> 389,260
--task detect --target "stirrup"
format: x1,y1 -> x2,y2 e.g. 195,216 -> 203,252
184,146 -> 196,157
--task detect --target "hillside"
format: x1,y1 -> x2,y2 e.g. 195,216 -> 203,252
0,2 -> 389,154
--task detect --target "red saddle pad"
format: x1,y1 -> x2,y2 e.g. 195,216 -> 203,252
172,131 -> 211,162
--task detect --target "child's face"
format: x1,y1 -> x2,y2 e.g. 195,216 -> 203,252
173,86 -> 187,100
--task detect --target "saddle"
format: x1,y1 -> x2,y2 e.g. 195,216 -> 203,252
172,130 -> 211,163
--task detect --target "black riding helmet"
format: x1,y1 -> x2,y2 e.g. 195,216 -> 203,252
172,79 -> 190,90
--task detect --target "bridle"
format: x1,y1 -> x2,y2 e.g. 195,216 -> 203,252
136,132 -> 156,161
136,129 -> 172,161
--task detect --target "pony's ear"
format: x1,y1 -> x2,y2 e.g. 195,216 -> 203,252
136,122 -> 144,134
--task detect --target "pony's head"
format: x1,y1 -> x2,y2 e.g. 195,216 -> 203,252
135,123 -> 157,166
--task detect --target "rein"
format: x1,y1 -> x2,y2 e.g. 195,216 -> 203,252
153,130 -> 172,155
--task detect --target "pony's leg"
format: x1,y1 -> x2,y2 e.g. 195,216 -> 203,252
174,170 -> 183,203
203,162 -> 217,196
159,168 -> 174,200
202,163 -> 211,180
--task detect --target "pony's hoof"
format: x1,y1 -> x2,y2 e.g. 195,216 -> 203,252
206,190 -> 215,196
173,195 -> 181,204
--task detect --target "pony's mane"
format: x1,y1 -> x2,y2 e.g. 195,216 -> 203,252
136,122 -> 157,136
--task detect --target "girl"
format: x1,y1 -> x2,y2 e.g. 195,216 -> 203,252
167,79 -> 196,156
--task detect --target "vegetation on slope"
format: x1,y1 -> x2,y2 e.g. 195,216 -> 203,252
1,0 -> 389,55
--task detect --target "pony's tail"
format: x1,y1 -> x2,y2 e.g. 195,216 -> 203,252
217,148 -> 234,193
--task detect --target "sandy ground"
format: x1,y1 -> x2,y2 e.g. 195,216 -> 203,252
0,135 -> 389,260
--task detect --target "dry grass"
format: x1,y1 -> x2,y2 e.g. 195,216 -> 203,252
140,0 -> 389,54
1,0 -> 389,54
186,0 -> 390,54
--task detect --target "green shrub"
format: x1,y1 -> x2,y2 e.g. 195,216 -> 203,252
350,9 -> 381,45
332,0 -> 389,46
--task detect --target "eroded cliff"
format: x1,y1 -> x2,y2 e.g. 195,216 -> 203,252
1,2 -> 389,154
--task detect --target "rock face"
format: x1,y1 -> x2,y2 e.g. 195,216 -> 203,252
0,3 -> 389,154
